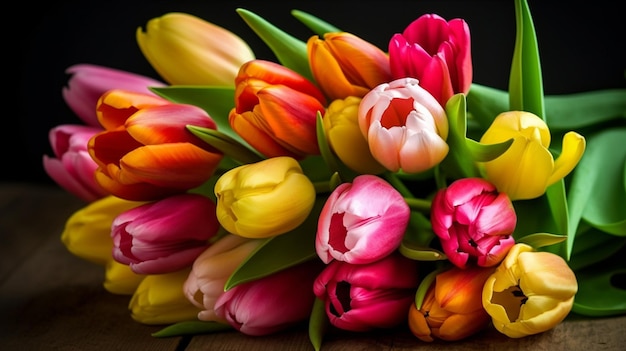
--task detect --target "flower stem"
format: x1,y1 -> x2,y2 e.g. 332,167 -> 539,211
404,197 -> 432,212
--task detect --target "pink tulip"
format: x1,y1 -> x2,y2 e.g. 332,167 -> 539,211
316,174 -> 409,264
63,64 -> 166,127
431,177 -> 516,269
111,193 -> 221,274
43,124 -> 109,202
313,253 -> 419,332
214,260 -> 324,336
358,78 -> 449,174
388,14 -> 472,106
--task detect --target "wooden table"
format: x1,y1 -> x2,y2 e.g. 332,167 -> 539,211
2,182 -> 625,350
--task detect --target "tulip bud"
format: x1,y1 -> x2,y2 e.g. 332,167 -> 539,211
111,194 -> 221,274
89,89 -> 223,201
408,266 -> 493,342
313,253 -> 419,332
129,268 -> 202,325
214,260 -> 324,336
431,177 -> 516,269
307,32 -> 392,101
482,243 -> 578,338
229,59 -> 326,159
136,12 -> 255,86
322,96 -> 385,174
214,156 -> 316,238
479,111 -> 586,200
358,78 -> 449,174
389,14 -> 472,106
43,124 -> 109,202
316,174 -> 409,264
183,234 -> 264,322
103,260 -> 145,295
62,64 -> 166,127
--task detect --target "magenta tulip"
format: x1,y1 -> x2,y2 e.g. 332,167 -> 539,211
431,177 -> 517,269
43,124 -> 109,202
316,174 -> 410,264
388,14 -> 472,106
111,193 -> 221,274
63,64 -> 166,127
313,253 -> 419,332
214,260 -> 324,336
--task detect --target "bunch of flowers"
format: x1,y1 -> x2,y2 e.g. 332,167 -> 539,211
44,0 -> 625,348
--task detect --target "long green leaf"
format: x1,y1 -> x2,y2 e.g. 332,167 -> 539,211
291,9 -> 341,36
308,298 -> 329,351
187,125 -> 263,165
572,267 -> 626,317
509,0 -> 544,118
152,321 -> 232,337
236,8 -> 314,82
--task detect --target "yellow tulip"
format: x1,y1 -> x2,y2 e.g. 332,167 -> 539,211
322,96 -> 385,174
479,111 -> 585,200
129,268 -> 202,325
136,12 -> 255,86
482,243 -> 578,338
214,156 -> 316,238
103,260 -> 145,295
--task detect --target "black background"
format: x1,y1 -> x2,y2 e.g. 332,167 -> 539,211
15,0 -> 625,184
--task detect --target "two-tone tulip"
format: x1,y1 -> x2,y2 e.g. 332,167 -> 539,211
183,234 -> 263,322
479,111 -> 586,200
214,260 -> 324,336
322,96 -> 385,174
228,59 -> 326,159
214,156 -> 316,238
388,14 -> 472,106
431,177 -> 516,269
111,193 -> 221,274
63,63 -> 166,127
43,125 -> 109,202
61,195 -> 146,294
482,243 -> 578,338
316,174 -> 409,264
358,78 -> 449,174
313,253 -> 419,332
88,89 -> 223,201
136,12 -> 255,86
408,266 -> 494,342
129,268 -> 202,325
307,32 -> 392,101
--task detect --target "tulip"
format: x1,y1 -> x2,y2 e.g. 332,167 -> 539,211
103,260 -> 145,295
111,193 -> 221,274
214,156 -> 316,238
214,260 -> 324,336
136,12 -> 255,86
316,174 -> 409,264
89,89 -> 223,201
358,78 -> 449,174
479,111 -> 586,200
313,253 -> 419,332
229,59 -> 326,159
62,63 -> 166,127
129,268 -> 202,325
322,96 -> 385,174
43,124 -> 109,202
482,243 -> 578,338
307,32 -> 392,101
431,177 -> 516,269
183,234 -> 264,322
408,266 -> 494,342
388,14 -> 472,106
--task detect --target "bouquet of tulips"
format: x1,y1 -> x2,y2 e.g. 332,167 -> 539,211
44,0 -> 625,348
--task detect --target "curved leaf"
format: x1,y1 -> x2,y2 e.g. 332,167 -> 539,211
291,9 -> 341,36
152,321 -> 232,337
236,8 -> 313,82
466,83 -> 509,129
308,298 -> 329,351
572,267 -> 626,317
517,232 -> 566,249
569,226 -> 626,271
466,138 -> 513,162
186,125 -> 264,165
441,94 -> 481,178
545,89 -> 626,131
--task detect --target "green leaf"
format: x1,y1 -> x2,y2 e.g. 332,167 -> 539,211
308,298 -> 329,351
236,8 -> 314,82
440,94 -> 480,178
568,128 -> 626,236
151,320 -> 232,337
291,9 -> 341,36
399,240 -> 446,261
568,226 -> 626,271
465,138 -> 513,162
466,83 -> 509,129
516,232 -> 566,249
224,197 -> 326,290
187,125 -> 263,165
545,89 -> 626,131
544,180 -> 571,259
572,266 -> 626,317
509,0 -> 545,118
